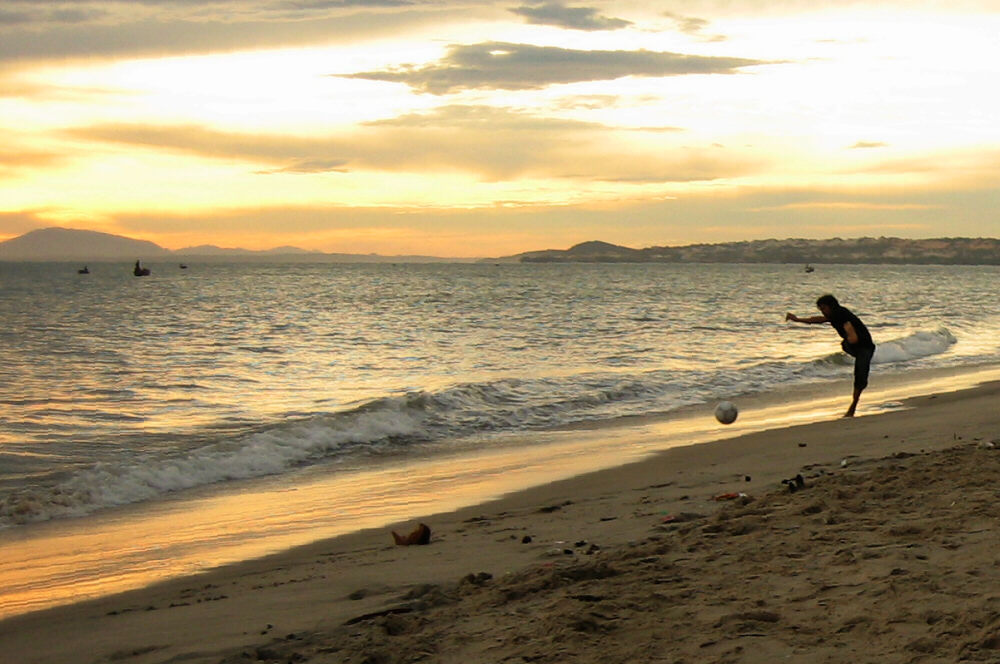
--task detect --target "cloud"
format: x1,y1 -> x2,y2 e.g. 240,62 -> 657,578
0,209 -> 55,238
0,142 -> 65,177
550,94 -> 623,110
0,76 -> 131,101
0,1 -> 461,62
850,141 -> 888,149
274,0 -> 417,9
256,158 -> 350,174
342,41 -> 772,94
0,8 -> 32,25
0,2 -> 105,26
65,104 -> 757,183
368,105 -> 745,181
0,149 -> 62,168
663,12 -> 727,42
365,103 -> 600,132
64,122 -> 349,167
549,93 -> 676,120
748,201 -> 939,212
852,147 -> 1000,184
509,2 -> 631,31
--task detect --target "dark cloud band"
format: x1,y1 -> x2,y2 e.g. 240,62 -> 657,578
343,41 -> 772,94
0,1 -> 454,62
509,2 -> 631,31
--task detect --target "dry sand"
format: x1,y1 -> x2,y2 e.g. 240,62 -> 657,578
4,381 -> 1000,663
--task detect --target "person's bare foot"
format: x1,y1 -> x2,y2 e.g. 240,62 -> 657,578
843,409 -> 855,418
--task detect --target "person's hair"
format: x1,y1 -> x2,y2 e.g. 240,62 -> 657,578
816,294 -> 839,308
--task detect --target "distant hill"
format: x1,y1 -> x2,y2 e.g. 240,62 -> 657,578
174,244 -> 317,256
0,227 -> 170,261
0,227 -> 465,263
519,240 -> 641,262
496,237 -> 1000,265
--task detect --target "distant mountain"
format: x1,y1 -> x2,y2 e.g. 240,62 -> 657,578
176,244 -> 251,256
174,244 -> 317,256
511,240 -> 642,263
0,227 -> 170,260
497,237 -> 1000,265
264,246 -> 314,255
0,227 -> 465,262
512,240 -> 641,263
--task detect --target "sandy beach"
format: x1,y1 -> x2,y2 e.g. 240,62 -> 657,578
4,378 -> 1000,663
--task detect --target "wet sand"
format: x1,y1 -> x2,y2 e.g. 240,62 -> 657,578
3,378 -> 1000,663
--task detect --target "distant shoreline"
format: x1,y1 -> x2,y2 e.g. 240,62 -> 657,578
4,228 -> 1000,264
5,257 -> 1000,266
505,237 -> 1000,265
0,256 -> 479,264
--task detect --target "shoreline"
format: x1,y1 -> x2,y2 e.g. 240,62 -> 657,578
3,371 -> 1000,662
2,363 -> 1000,622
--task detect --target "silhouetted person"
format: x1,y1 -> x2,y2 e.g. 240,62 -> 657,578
787,294 -> 875,417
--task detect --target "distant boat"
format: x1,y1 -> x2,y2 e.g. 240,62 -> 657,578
77,266 -> 89,274
133,260 -> 151,277
804,264 -> 815,273
179,264 -> 188,269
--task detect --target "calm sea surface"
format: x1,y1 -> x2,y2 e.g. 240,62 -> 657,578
2,261 -> 999,529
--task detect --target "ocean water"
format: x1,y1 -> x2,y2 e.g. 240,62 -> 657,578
2,261 -> 999,531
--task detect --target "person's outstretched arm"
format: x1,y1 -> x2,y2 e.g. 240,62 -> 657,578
786,312 -> 828,324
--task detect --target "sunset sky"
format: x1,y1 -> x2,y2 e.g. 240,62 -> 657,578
1,0 -> 998,256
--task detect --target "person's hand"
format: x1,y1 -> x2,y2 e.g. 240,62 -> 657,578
785,312 -> 797,322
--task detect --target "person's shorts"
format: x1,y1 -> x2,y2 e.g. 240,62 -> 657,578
842,341 -> 875,390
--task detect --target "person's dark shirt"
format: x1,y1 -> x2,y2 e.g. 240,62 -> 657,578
828,306 -> 874,349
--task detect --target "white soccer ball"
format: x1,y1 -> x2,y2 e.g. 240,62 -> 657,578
714,400 -> 738,425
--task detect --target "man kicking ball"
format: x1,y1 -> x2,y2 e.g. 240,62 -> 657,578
787,294 -> 876,417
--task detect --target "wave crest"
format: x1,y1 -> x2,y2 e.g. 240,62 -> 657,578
874,327 -> 956,364
0,327 -> 962,527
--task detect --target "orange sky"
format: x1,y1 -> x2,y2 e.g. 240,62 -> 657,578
1,1 -> 999,256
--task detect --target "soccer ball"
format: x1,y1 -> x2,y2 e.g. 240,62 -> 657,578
714,401 -> 738,425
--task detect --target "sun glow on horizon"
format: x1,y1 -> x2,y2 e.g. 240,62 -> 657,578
2,2 -> 1000,255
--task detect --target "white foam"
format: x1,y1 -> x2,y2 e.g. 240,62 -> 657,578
873,328 -> 956,364
0,402 -> 427,526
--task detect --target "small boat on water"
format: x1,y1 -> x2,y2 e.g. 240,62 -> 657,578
78,266 -> 90,274
179,264 -> 188,269
133,260 -> 151,277
804,264 -> 815,273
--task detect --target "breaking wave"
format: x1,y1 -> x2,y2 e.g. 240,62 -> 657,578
874,327 -> 956,364
0,328 -> 961,527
